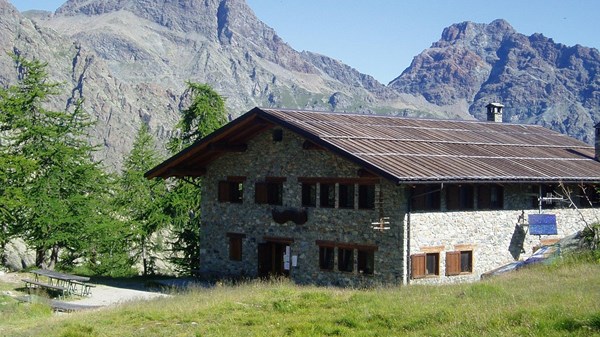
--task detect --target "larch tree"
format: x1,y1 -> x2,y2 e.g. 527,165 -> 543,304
165,82 -> 227,273
116,123 -> 168,276
0,54 -> 111,269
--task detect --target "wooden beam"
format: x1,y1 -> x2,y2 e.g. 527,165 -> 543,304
208,142 -> 248,152
166,168 -> 206,177
297,177 -> 380,184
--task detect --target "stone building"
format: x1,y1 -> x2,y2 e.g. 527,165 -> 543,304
146,107 -> 600,286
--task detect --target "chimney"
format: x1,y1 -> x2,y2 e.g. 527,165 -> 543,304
486,103 -> 504,123
595,122 -> 600,161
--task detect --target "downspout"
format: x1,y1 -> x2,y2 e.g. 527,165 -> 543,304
404,185 -> 412,285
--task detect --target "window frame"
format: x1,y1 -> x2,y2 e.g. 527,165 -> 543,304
227,233 -> 245,261
338,183 -> 355,209
337,247 -> 354,272
301,183 -> 317,207
255,178 -> 285,205
318,245 -> 335,271
477,185 -> 504,210
357,249 -> 375,275
446,184 -> 474,210
446,250 -> 473,276
320,183 -> 336,208
358,184 -> 376,210
218,177 -> 245,203
411,184 -> 441,211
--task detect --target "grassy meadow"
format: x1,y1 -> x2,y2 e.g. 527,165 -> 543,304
1,255 -> 599,337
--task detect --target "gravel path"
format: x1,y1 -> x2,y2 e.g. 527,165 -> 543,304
1,271 -> 169,308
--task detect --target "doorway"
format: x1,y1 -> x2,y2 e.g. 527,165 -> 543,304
258,241 -> 291,278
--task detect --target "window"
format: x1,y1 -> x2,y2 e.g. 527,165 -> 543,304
218,179 -> 244,203
446,250 -> 473,276
227,233 -> 245,261
357,249 -> 374,275
446,185 -> 474,210
358,184 -> 375,209
339,184 -> 355,209
337,247 -> 353,272
320,183 -> 335,208
477,185 -> 504,210
411,253 -> 440,279
255,180 -> 283,205
302,183 -> 316,207
426,253 -> 439,275
411,184 -> 441,211
319,246 -> 334,271
460,251 -> 472,273
272,129 -> 283,142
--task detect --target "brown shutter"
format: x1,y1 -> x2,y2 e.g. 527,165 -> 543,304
411,254 -> 426,279
446,251 -> 461,276
255,182 -> 268,204
218,181 -> 230,202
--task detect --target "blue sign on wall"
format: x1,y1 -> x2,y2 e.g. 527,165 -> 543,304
528,214 -> 558,235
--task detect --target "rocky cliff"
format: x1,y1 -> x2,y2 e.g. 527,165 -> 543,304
390,19 -> 600,143
1,1 -> 599,169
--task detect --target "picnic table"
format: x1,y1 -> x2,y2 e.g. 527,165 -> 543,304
22,269 -> 95,297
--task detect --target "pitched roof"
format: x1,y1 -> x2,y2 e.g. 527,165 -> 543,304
146,107 -> 600,184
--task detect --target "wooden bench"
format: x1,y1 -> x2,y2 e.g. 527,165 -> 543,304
22,278 -> 68,298
16,295 -> 101,312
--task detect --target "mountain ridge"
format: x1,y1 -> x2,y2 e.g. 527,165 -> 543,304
2,0 -> 599,169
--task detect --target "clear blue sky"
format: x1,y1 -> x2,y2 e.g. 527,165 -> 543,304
9,0 -> 600,84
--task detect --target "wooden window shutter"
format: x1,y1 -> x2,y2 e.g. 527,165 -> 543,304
411,254 -> 426,279
255,182 -> 268,204
218,181 -> 230,202
446,251 -> 461,276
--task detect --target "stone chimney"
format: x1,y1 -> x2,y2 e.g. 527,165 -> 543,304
486,103 -> 504,123
595,122 -> 600,161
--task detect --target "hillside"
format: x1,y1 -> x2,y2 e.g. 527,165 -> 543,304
1,1 -> 599,169
1,258 -> 599,336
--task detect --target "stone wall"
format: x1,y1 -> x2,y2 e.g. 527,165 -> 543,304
199,127 -> 407,286
408,184 -> 597,285
197,126 -> 598,286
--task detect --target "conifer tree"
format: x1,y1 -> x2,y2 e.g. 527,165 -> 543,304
166,82 -> 227,273
116,123 -> 168,275
0,54 -> 111,269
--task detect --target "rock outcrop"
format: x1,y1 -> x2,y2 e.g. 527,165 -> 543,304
390,19 -> 600,143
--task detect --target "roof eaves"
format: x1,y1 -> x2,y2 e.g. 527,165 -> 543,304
145,107 -> 264,179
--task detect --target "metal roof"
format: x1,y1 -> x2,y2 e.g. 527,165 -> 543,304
146,107 -> 600,184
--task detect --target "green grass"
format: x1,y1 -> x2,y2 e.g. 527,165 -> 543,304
1,256 -> 600,336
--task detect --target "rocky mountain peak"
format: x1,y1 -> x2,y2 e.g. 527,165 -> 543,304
56,0 -> 230,34
390,19 -> 600,144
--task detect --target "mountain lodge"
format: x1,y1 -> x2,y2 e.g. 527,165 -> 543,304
146,106 -> 600,285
